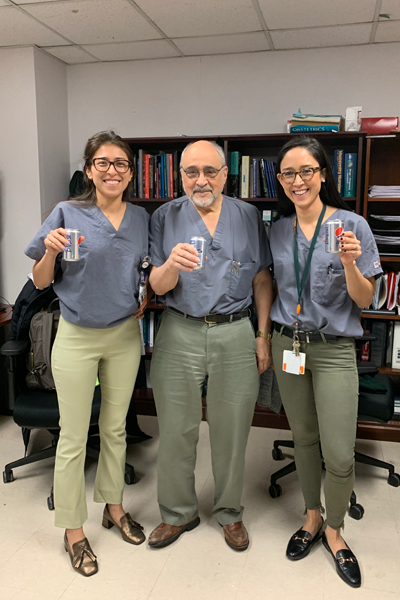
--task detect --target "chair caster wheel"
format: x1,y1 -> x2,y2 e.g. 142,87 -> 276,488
3,470 -> 14,483
47,493 -> 55,511
388,473 -> 400,487
272,448 -> 283,461
349,503 -> 364,520
124,468 -> 135,485
269,483 -> 282,498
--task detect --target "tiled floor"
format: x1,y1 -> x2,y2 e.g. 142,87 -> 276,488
1,414 -> 400,600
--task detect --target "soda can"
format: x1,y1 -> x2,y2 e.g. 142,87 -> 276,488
325,220 -> 344,254
63,229 -> 81,261
189,236 -> 206,270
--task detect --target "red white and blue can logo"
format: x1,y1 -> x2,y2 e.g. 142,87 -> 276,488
325,220 -> 344,254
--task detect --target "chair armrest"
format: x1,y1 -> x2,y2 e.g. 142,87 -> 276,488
1,340 -> 28,356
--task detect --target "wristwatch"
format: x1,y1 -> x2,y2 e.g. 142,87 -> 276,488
256,330 -> 272,341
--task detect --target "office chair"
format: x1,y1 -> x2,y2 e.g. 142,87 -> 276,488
1,286 -> 137,510
268,335 -> 400,520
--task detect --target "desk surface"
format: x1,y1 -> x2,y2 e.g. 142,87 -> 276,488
0,305 -> 12,326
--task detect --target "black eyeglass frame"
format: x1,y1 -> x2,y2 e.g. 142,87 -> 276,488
90,158 -> 133,174
279,166 -> 322,184
180,166 -> 225,179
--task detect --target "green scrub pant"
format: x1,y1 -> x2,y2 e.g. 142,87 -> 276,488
52,315 -> 141,529
271,328 -> 358,530
150,308 -> 259,526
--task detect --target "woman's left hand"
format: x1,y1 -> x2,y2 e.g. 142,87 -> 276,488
338,231 -> 362,266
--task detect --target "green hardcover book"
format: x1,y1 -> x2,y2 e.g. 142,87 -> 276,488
344,152 -> 357,198
229,151 -> 241,197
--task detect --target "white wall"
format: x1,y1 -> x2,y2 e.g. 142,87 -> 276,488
34,48 -> 70,218
0,47 -> 69,302
67,42 -> 400,171
0,47 -> 42,303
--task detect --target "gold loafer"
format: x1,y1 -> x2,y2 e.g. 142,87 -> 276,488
64,532 -> 98,577
102,504 -> 146,545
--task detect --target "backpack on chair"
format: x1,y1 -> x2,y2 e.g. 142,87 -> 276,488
26,298 -> 60,390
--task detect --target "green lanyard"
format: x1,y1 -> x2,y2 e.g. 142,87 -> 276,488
293,203 -> 326,328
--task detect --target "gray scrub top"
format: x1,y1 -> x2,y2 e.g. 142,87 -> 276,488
25,201 -> 149,329
270,208 -> 383,337
150,195 -> 272,317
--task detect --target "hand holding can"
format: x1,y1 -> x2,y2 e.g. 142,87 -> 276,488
189,236 -> 206,270
325,220 -> 344,254
63,229 -> 83,261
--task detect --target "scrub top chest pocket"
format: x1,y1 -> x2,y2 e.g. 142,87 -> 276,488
229,260 -> 257,298
312,259 -> 347,307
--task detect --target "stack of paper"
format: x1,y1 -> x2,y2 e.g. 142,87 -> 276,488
369,186 -> 400,198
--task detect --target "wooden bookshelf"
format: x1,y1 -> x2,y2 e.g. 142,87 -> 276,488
125,132 -> 400,442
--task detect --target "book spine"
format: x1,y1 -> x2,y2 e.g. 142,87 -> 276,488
252,158 -> 257,198
241,156 -> 249,198
144,155 -> 149,199
149,156 -> 154,198
290,125 -> 340,132
149,312 -> 155,348
344,152 -> 357,198
230,151 -> 241,198
333,149 -> 344,196
160,155 -> 164,199
138,149 -> 143,197
169,154 -> 174,198
163,154 -> 168,198
173,151 -> 179,198
259,159 -> 269,197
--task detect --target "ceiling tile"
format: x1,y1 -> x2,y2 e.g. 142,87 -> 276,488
24,0 -> 162,44
43,45 -> 98,63
0,6 -> 69,46
271,23 -> 372,50
16,0 -> 71,4
0,0 -> 10,5
173,32 -> 269,55
134,0 -> 261,37
259,0 -> 377,30
380,0 -> 400,21
82,39 -> 180,61
375,21 -> 400,42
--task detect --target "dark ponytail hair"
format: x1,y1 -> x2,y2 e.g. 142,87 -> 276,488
275,136 -> 351,217
68,131 -> 135,206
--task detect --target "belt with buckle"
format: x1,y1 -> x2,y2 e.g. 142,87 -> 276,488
274,322 -> 343,343
169,306 -> 251,324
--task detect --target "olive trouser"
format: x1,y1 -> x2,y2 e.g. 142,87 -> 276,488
271,328 -> 358,530
52,315 -> 141,529
150,308 -> 259,526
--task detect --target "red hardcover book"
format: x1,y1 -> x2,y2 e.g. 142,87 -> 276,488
144,154 -> 150,198
169,154 -> 174,198
361,117 -> 399,134
156,164 -> 159,199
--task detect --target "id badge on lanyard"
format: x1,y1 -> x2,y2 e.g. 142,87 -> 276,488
282,205 -> 326,376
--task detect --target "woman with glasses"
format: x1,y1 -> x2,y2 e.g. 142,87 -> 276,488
269,137 -> 382,588
25,131 -> 148,576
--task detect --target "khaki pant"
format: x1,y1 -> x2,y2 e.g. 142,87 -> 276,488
150,308 -> 259,526
271,328 -> 358,530
52,315 -> 141,529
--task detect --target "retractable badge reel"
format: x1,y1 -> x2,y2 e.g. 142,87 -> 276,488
139,256 -> 152,311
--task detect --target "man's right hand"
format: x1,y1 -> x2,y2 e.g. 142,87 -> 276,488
166,243 -> 200,273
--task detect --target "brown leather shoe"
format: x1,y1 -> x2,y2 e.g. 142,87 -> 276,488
102,505 -> 146,545
64,532 -> 98,577
222,521 -> 249,551
148,517 -> 200,549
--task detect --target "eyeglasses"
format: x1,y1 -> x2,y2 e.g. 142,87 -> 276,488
180,166 -> 224,179
279,167 -> 322,184
91,158 -> 132,174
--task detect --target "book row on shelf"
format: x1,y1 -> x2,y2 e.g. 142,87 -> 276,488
139,311 -> 161,354
228,151 -> 278,199
129,150 -> 183,199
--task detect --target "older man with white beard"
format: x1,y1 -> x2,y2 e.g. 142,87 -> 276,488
148,140 -> 273,551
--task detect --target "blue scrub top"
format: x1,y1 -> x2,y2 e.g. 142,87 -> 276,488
270,208 -> 383,337
150,195 -> 272,317
25,201 -> 149,329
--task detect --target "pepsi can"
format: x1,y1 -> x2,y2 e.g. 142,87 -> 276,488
189,236 -> 206,270
63,229 -> 81,261
325,220 -> 344,254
